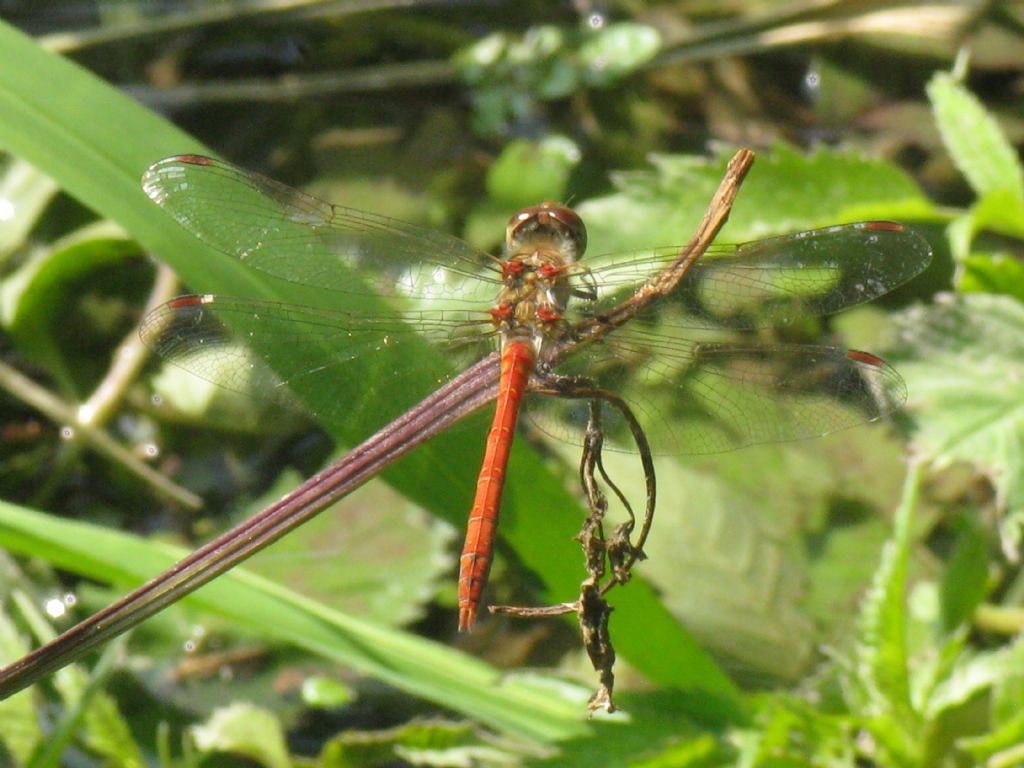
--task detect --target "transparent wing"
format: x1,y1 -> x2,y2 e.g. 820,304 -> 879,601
528,322 -> 908,455
141,295 -> 495,428
141,158 -> 928,455
577,221 -> 932,329
526,221 -> 928,453
142,155 -> 500,303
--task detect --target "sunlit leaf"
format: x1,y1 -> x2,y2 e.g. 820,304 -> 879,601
927,71 -> 1024,230
191,703 -> 290,768
889,294 -> 1024,552
580,144 -> 937,258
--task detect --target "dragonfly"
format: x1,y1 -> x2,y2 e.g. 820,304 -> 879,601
140,154 -> 932,631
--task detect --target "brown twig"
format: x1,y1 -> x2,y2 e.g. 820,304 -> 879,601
554,148 -> 755,356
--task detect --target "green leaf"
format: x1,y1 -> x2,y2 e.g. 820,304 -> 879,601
639,447 -> 819,683
925,643 -> 1016,721
3,589 -> 144,768
301,675 -> 354,709
0,158 -> 58,259
733,694 -> 855,766
245,472 -> 456,628
947,188 -> 1024,264
540,692 -> 700,767
486,136 -> 581,208
960,253 -> 1024,302
0,603 -> 41,763
992,636 -> 1024,727
453,32 -> 508,84
148,358 -> 296,432
546,431 -> 906,689
53,650 -> 146,768
626,734 -> 722,768
191,703 -> 290,768
578,23 -> 661,86
850,462 -> 924,765
958,710 -> 1024,766
968,188 -> 1024,239
927,72 -> 1024,221
0,221 -> 137,340
0,18 -> 735,714
321,719 -> 479,768
580,144 -> 936,258
17,617 -> 136,768
453,26 -> 577,134
940,516 -> 990,632
889,294 -> 1024,551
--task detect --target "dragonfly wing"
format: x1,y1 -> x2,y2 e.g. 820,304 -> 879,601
142,156 -> 499,303
528,323 -> 907,455
580,222 -> 932,329
141,295 -> 494,428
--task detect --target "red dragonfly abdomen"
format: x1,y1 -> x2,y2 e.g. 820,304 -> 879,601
458,339 -> 536,632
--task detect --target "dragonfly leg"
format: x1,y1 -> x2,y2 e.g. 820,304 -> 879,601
534,374 -> 656,585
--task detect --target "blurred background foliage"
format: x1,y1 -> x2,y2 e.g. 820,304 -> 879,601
1,1 -> 1023,766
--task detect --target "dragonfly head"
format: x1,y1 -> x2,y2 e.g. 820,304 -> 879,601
506,202 -> 587,261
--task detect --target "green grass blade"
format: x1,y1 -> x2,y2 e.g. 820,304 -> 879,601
0,499 -> 587,741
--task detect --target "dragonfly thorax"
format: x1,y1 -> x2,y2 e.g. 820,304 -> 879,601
491,250 -> 577,355
490,203 -> 588,353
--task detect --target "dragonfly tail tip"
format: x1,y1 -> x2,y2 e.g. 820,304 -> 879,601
458,606 -> 476,633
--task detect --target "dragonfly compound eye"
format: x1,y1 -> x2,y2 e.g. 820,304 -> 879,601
506,202 -> 588,257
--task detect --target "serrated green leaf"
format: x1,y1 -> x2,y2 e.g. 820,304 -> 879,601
732,694 -> 855,766
72,684 -> 146,768
927,72 -> 1024,214
638,448 -> 816,683
850,462 -> 923,765
925,643 -> 1014,721
396,745 -> 518,766
321,719 -> 481,768
191,702 -> 290,768
889,294 -> 1024,551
